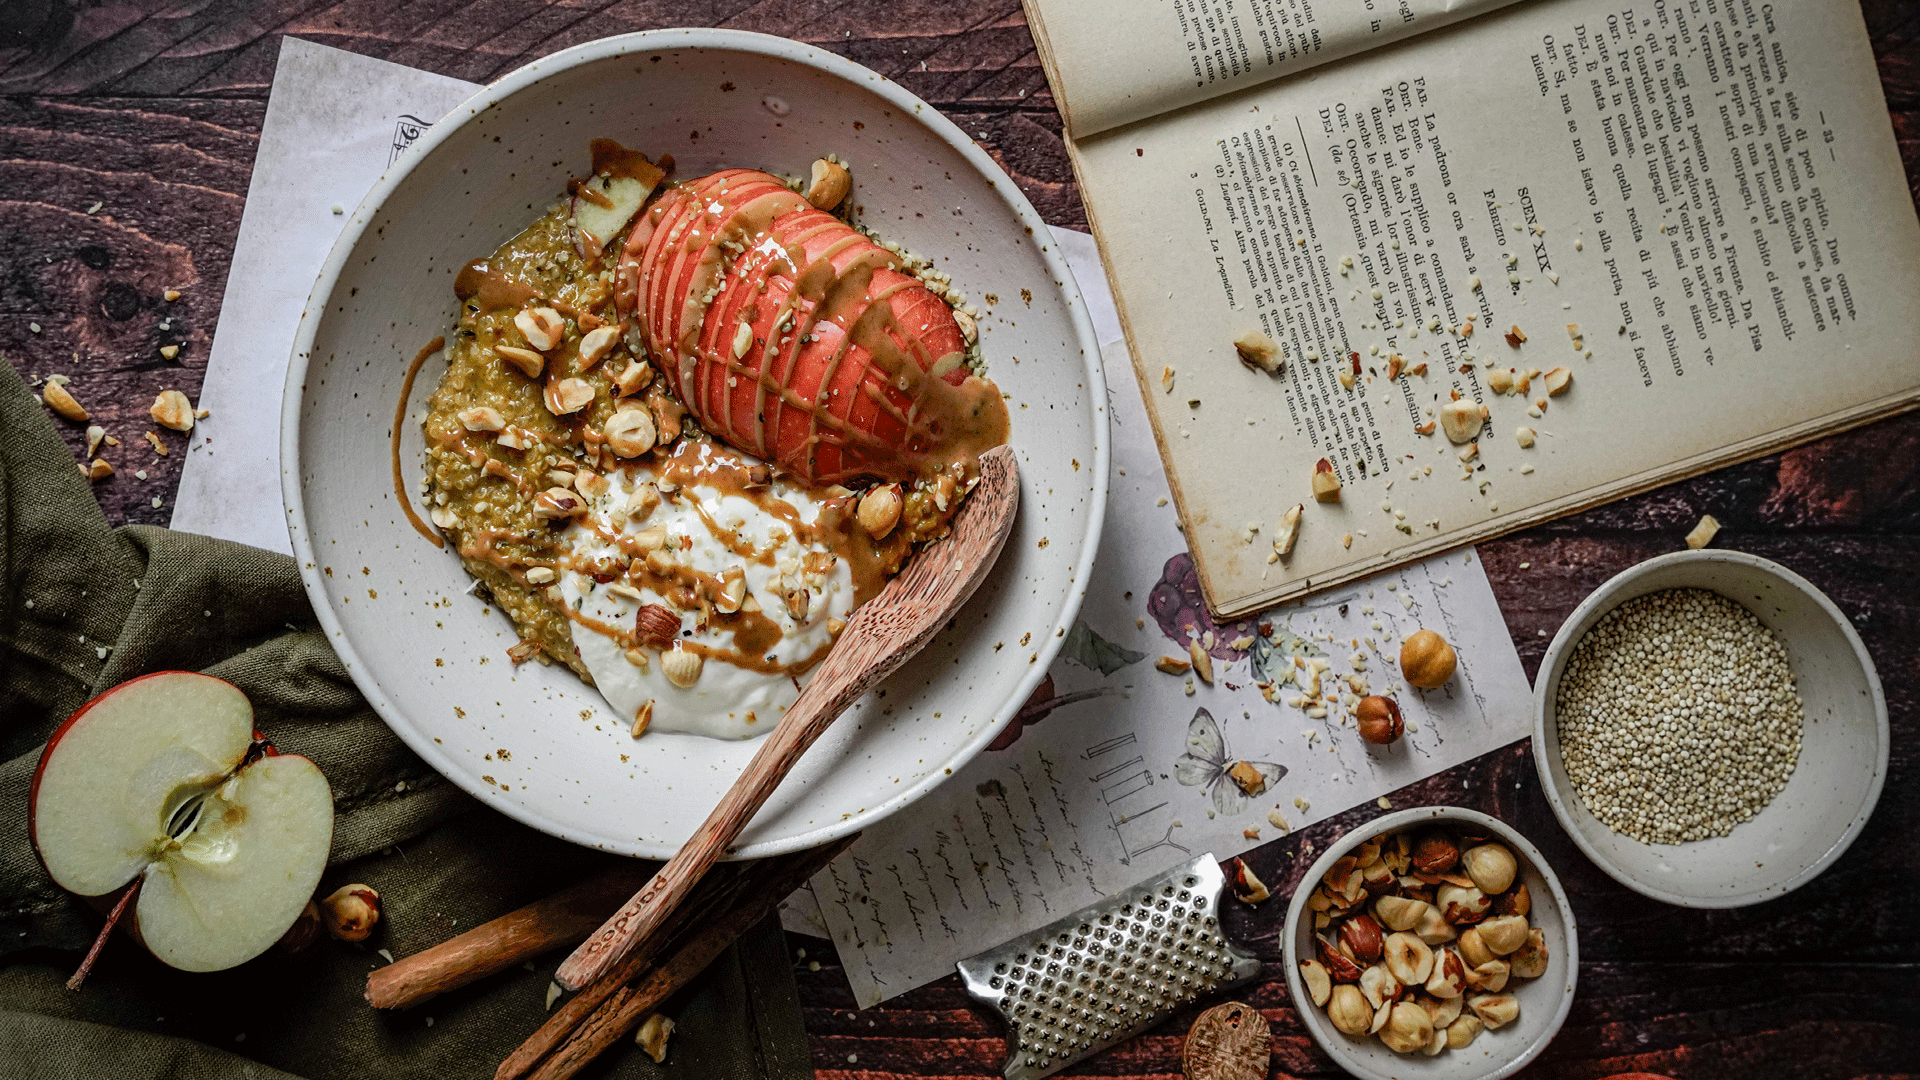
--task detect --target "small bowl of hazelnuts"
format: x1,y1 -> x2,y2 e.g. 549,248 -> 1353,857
1281,806 -> 1578,1080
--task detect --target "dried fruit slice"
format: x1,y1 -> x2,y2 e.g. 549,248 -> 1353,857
618,169 -> 1006,485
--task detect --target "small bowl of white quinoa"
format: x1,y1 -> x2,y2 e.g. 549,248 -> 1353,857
1533,549 -> 1887,907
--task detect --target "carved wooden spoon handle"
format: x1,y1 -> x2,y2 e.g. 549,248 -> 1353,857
554,672 -> 863,990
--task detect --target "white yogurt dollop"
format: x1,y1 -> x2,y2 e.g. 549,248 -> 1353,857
557,457 -> 855,740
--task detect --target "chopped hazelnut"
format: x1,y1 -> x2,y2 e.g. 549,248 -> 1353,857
604,406 -> 658,457
514,306 -> 567,351
1312,458 -> 1342,502
805,158 -> 851,211
150,389 -> 195,432
42,380 -> 89,423
1684,513 -> 1721,549
1272,503 -> 1302,557
1438,400 -> 1483,443
577,325 -> 620,370
457,406 -> 506,432
1188,639 -> 1214,684
1234,330 -> 1282,373
497,345 -> 546,378
545,377 -> 594,415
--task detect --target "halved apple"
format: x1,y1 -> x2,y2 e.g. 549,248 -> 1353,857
30,671 -> 334,975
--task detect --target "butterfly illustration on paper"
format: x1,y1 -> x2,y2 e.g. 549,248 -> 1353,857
1173,707 -> 1287,816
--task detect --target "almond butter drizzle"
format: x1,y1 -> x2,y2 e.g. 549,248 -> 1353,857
392,337 -> 447,547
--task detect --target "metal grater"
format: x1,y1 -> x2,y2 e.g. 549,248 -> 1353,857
956,855 -> 1261,1080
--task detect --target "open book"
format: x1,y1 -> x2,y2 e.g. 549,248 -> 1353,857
1026,0 -> 1920,617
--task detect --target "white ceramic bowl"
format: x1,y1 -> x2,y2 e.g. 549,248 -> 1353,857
282,30 -> 1107,860
1282,807 -> 1579,1080
1532,549 -> 1887,907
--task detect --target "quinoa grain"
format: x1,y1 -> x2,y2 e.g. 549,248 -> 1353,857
1555,588 -> 1802,844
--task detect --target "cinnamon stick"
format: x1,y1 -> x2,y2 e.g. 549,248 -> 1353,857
525,898 -> 768,1080
498,835 -> 855,1080
366,864 -> 653,1010
495,857 -> 767,1079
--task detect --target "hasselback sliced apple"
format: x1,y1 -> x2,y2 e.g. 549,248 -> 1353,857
616,168 -> 1005,486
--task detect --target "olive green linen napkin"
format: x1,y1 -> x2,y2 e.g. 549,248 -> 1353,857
0,359 -> 812,1080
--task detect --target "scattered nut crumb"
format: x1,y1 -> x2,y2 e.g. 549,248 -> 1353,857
150,390 -> 195,432
1234,331 -> 1283,373
1312,458 -> 1341,502
1188,639 -> 1214,684
42,381 -> 88,422
1685,514 -> 1721,550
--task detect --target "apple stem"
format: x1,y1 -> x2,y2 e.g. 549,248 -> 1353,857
67,877 -> 140,992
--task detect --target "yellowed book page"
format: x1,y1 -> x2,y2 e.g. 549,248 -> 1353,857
1075,0 -> 1920,618
1025,0 -> 1518,137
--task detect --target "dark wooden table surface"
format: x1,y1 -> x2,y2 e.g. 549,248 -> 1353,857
4,2 -> 1917,1078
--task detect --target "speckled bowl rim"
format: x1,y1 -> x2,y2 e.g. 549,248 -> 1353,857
281,28 -> 1109,860
1280,807 -> 1580,1080
1530,548 -> 1888,907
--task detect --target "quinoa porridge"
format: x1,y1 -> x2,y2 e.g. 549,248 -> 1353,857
414,142 -> 1009,739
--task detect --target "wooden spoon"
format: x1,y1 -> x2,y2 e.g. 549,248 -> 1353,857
554,444 -> 1020,991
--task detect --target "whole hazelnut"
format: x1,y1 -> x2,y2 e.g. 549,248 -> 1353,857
1411,830 -> 1460,875
1355,696 -> 1404,745
1458,926 -> 1495,968
320,884 -> 382,942
1340,913 -> 1386,962
1476,914 -> 1529,955
1327,984 -> 1373,1035
1461,843 -> 1518,894
1373,895 -> 1430,933
1446,1014 -> 1485,1049
1398,629 -> 1457,688
1378,1000 -> 1435,1054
